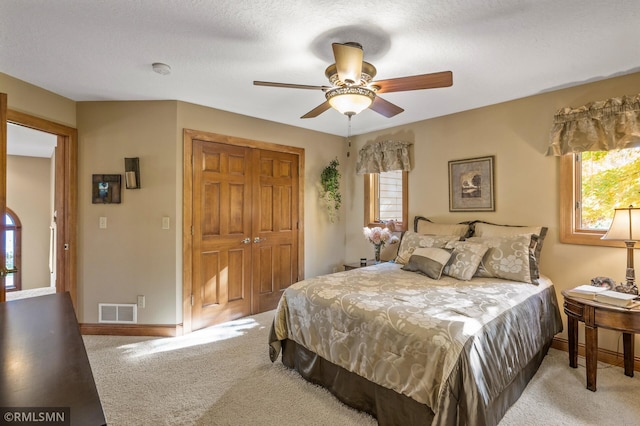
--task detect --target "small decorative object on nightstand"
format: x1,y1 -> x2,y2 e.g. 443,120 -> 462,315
344,260 -> 377,271
590,276 -> 615,290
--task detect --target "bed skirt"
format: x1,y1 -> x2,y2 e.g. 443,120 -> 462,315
280,338 -> 553,426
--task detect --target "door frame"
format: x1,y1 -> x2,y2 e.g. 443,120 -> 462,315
182,129 -> 305,333
5,110 -> 78,308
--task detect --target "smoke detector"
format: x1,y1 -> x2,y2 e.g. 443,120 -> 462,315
152,62 -> 171,75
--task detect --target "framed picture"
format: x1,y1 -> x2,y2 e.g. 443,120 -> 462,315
92,174 -> 122,204
448,156 -> 495,212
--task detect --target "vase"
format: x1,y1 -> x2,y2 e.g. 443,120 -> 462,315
374,243 -> 382,263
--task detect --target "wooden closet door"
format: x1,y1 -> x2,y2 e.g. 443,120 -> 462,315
191,140 -> 252,330
251,149 -> 299,313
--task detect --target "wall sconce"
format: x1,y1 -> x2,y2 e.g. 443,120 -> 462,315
124,157 -> 140,189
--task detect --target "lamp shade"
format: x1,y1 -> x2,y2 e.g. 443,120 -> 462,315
601,206 -> 640,241
326,86 -> 375,115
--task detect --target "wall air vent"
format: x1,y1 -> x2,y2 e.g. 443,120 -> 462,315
99,303 -> 137,324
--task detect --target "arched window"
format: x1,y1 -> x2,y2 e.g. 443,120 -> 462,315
4,208 -> 22,291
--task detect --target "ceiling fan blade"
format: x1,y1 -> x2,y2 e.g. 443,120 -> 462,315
332,43 -> 363,85
369,96 -> 404,118
372,71 -> 453,93
254,81 -> 330,91
301,101 -> 332,119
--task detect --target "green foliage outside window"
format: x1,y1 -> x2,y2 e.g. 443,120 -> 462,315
580,148 -> 640,229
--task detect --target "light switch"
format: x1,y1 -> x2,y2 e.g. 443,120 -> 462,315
162,216 -> 170,230
99,217 -> 107,229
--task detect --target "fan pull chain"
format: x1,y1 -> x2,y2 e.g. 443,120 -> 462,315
346,112 -> 353,158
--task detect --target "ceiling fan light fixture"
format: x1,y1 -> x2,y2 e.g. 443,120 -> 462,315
326,86 -> 375,116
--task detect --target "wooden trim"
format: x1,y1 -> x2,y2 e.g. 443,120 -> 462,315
182,129 -> 305,333
0,93 -> 6,303
364,170 -> 408,231
297,147 -> 305,281
363,174 -> 375,227
80,323 -> 183,337
4,207 -> 22,291
182,129 -> 194,334
552,336 -> 640,372
6,110 -> 78,309
559,153 -> 623,248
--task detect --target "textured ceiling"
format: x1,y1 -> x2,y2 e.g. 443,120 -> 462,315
1,1 -> 639,137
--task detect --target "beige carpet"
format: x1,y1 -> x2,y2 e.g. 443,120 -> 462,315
5,286 -> 56,300
84,311 -> 640,425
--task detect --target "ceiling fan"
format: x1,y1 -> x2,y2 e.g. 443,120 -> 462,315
254,42 -> 453,119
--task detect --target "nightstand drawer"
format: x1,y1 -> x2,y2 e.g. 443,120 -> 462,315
564,298 -> 585,320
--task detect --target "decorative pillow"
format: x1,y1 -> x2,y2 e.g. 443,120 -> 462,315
470,221 -> 548,261
414,216 -> 470,237
467,234 -> 540,284
442,240 -> 489,281
395,231 -> 460,265
402,247 -> 453,280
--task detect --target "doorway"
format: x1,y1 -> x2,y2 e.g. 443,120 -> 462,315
5,123 -> 57,300
182,129 -> 305,333
1,106 -> 77,307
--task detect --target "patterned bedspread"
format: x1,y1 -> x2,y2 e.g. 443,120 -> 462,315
270,262 -> 562,423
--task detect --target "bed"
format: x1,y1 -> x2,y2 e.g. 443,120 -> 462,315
269,218 -> 563,425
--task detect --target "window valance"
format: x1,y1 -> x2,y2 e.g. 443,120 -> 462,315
356,140 -> 412,174
546,93 -> 640,156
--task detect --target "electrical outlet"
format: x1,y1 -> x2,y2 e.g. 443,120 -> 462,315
137,295 -> 145,309
99,217 -> 107,229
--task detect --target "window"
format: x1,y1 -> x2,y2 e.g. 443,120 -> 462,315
4,208 -> 22,291
364,170 -> 408,231
560,147 -> 640,246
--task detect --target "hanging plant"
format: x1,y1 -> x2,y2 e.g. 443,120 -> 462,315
319,158 -> 341,223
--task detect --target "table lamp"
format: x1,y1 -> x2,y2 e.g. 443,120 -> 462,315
601,205 -> 640,294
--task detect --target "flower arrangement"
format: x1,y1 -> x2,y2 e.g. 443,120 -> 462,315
363,224 -> 399,262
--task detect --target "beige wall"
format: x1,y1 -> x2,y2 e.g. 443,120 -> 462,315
74,100 -> 346,324
6,155 -> 53,289
0,73 -> 76,127
77,101 -> 179,324
345,71 -> 640,354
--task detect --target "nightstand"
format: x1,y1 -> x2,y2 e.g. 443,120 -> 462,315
343,260 -> 378,271
562,289 -> 640,391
